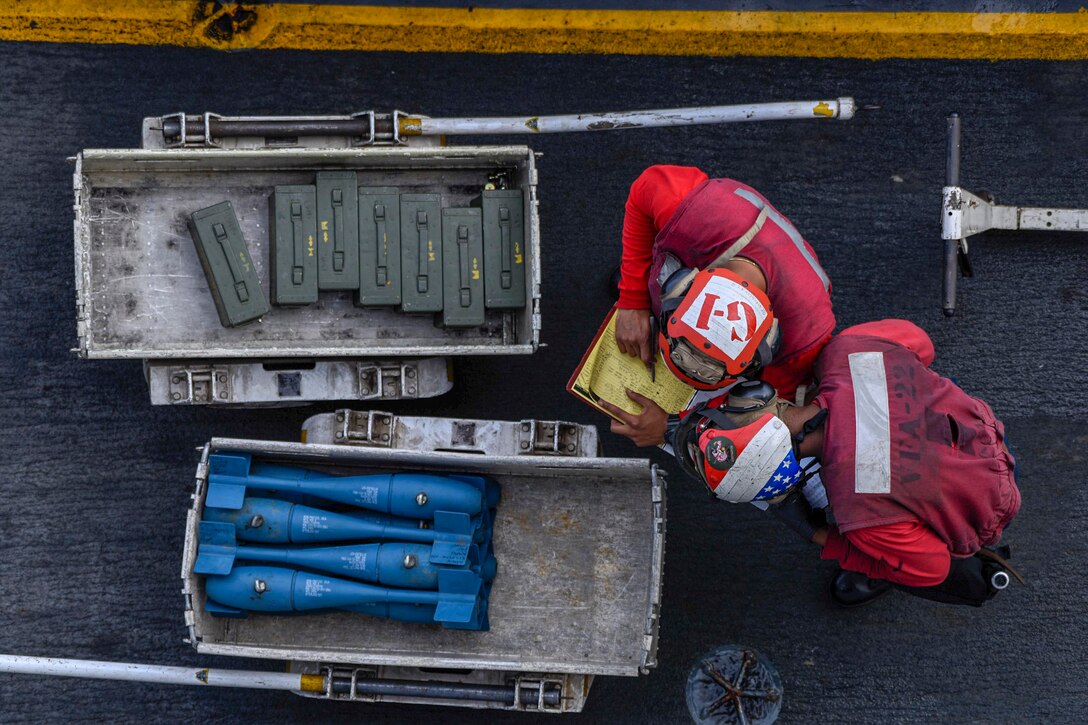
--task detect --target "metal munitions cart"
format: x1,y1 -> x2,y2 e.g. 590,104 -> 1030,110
179,415 -> 665,713
72,117 -> 541,405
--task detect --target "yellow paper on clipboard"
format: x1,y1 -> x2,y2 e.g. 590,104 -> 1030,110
567,307 -> 697,420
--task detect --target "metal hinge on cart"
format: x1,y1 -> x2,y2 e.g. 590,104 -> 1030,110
334,410 -> 396,447
358,363 -> 420,400
941,113 -> 1088,315
166,365 -> 233,404
516,420 -> 584,456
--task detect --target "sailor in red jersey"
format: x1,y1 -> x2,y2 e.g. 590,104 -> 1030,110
604,165 -> 835,447
673,319 -> 1022,607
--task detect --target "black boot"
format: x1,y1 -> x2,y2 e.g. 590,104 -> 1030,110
829,568 -> 892,608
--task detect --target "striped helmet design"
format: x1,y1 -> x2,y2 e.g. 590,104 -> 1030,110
697,413 -> 798,503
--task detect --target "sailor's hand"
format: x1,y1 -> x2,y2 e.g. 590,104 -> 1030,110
601,389 -> 668,447
615,308 -> 653,365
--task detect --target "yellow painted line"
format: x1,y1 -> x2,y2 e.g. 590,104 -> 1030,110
1,2 -> 1087,59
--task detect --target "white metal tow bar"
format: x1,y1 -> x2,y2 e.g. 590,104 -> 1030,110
941,113 -> 1088,315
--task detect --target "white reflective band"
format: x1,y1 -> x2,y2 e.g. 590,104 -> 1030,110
679,275 -> 768,360
848,352 -> 892,494
733,188 -> 831,291
706,205 -> 769,268
716,417 -> 792,502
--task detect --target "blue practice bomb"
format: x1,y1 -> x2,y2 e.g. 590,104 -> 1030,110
204,565 -> 489,630
202,496 -> 477,566
206,453 -> 486,518
195,520 -> 497,588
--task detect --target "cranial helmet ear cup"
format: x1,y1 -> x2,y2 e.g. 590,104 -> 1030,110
660,266 -> 700,303
674,409 -> 711,485
750,318 -> 781,375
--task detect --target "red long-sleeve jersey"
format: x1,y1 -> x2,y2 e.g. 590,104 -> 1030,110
821,521 -> 952,587
617,165 -> 709,309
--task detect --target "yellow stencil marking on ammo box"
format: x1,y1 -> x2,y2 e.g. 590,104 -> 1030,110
0,3 -> 1086,59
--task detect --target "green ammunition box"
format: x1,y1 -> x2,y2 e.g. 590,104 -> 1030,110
356,187 -> 401,306
187,201 -> 270,328
399,193 -> 443,313
481,189 -> 527,309
441,208 -> 485,328
316,171 -> 360,290
269,185 -> 318,306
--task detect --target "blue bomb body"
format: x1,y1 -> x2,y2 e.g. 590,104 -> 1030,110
205,565 -> 488,629
207,454 -> 485,517
195,520 -> 498,587
202,496 -> 477,565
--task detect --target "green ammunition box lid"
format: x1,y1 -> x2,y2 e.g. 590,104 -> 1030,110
481,189 -> 527,310
316,171 -> 361,291
270,185 -> 318,306
441,207 -> 485,328
188,200 -> 269,328
357,187 -> 402,307
400,193 -> 444,313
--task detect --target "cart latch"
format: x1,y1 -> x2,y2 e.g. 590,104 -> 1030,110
358,363 -> 419,399
518,420 -> 582,455
168,365 -> 232,404
337,410 -> 396,447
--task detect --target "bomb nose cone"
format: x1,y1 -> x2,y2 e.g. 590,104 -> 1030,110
480,555 -> 498,582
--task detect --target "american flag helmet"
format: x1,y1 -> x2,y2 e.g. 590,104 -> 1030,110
684,411 -> 800,503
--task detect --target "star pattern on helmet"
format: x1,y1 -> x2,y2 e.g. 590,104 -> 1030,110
754,450 -> 802,501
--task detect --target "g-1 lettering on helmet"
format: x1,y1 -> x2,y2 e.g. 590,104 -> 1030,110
658,268 -> 779,391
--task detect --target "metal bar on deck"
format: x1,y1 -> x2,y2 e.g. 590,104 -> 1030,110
399,98 -> 856,136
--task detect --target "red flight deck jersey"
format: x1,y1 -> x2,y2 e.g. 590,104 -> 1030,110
618,165 -> 835,398
814,321 -> 1020,587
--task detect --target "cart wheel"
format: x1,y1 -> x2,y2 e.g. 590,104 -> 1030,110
685,645 -> 783,725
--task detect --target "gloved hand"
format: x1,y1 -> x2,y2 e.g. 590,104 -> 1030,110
767,487 -> 827,542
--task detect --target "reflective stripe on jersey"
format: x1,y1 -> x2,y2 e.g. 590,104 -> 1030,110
848,351 -> 892,494
733,188 -> 831,291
